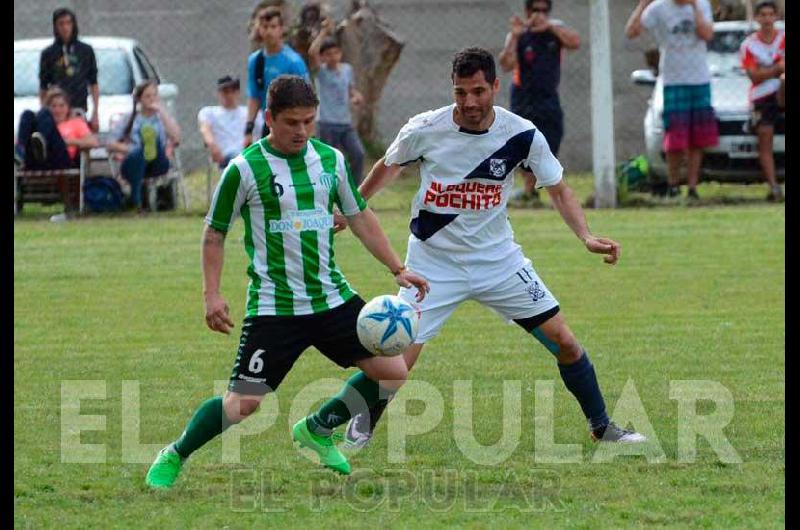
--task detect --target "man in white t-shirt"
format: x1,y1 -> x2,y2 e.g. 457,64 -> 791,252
626,0 -> 719,200
343,47 -> 647,448
198,76 -> 259,169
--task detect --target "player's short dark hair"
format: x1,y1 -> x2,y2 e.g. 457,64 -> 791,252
259,6 -> 283,25
319,38 -> 339,55
451,47 -> 497,84
525,0 -> 552,12
754,0 -> 778,14
268,75 -> 319,117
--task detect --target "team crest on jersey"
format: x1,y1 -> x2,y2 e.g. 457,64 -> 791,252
318,172 -> 337,189
489,159 -> 506,178
527,281 -> 547,302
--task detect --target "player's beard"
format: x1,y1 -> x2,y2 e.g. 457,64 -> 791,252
459,105 -> 492,130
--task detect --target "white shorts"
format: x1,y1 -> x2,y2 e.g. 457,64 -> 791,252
398,239 -> 559,343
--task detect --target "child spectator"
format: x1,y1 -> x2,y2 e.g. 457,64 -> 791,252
308,19 -> 366,183
740,0 -> 785,201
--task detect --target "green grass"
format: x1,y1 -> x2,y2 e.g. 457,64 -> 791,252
14,175 -> 784,528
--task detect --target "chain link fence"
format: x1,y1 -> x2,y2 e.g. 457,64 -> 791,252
14,0 -> 781,213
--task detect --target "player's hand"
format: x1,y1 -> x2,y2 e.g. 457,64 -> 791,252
333,211 -> 348,233
584,236 -> 621,265
530,15 -> 550,33
205,292 -> 235,334
89,112 -> 99,133
243,133 -> 253,148
320,17 -> 334,35
209,144 -> 223,164
395,270 -> 430,302
510,15 -> 525,37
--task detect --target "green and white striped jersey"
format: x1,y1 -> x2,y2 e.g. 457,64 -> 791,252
205,137 -> 367,317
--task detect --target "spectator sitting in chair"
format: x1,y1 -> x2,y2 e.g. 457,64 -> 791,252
107,80 -> 181,211
198,76 -> 249,169
15,87 -> 99,170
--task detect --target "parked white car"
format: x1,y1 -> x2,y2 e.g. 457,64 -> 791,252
632,21 -> 784,184
14,36 -> 178,147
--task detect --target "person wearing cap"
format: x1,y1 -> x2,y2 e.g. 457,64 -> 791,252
198,76 -> 252,169
39,7 -> 100,132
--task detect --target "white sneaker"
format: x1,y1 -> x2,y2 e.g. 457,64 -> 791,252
343,412 -> 373,450
49,212 -> 68,223
591,422 -> 647,443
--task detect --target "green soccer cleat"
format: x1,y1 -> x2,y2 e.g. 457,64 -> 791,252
292,418 -> 351,475
145,446 -> 183,489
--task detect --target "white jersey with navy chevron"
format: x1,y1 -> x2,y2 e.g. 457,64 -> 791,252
384,104 -> 563,263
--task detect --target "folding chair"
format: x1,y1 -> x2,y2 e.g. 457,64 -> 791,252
107,147 -> 189,212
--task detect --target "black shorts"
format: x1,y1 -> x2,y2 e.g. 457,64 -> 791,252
511,105 -> 564,156
750,93 -> 783,129
228,296 -> 374,395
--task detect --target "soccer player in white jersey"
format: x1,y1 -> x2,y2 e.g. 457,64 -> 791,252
145,76 -> 429,488
344,48 -> 646,448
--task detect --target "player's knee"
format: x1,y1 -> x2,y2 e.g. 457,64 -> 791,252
539,326 -> 580,361
223,395 -> 261,423
553,333 -> 583,364
376,362 -> 408,391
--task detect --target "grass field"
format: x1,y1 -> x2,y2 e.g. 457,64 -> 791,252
14,175 -> 784,528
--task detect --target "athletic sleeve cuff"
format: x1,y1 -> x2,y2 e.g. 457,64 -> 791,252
204,216 -> 230,233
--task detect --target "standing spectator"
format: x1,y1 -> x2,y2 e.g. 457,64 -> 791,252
107,81 -> 181,211
244,6 -> 310,147
626,0 -> 719,201
499,0 -> 580,206
198,76 -> 250,169
16,87 -> 98,170
308,19 -> 366,183
740,0 -> 785,202
39,7 -> 100,133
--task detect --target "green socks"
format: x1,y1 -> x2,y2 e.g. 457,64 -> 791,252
307,371 -> 382,435
173,396 -> 232,459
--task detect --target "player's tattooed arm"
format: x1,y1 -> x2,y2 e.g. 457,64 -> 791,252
202,225 -> 234,334
203,225 -> 227,246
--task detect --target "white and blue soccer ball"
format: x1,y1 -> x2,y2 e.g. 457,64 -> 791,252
356,295 -> 419,356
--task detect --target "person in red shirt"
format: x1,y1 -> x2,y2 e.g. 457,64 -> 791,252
16,87 -> 98,170
740,0 -> 785,201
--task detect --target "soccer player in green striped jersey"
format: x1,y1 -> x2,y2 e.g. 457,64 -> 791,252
145,75 -> 429,488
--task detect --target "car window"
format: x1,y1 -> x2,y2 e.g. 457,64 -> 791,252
14,50 -> 39,97
14,47 -> 135,97
96,48 -> 135,95
709,29 -> 752,53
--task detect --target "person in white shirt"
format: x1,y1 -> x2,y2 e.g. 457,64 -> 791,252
198,76 -> 258,169
626,0 -> 719,201
342,47 -> 647,448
